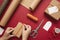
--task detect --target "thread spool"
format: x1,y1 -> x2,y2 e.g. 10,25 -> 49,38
27,13 -> 38,22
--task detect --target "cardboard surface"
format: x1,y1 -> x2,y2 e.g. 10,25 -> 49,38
45,0 -> 60,20
0,0 -> 60,40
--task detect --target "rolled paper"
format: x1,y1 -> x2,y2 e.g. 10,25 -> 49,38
0,0 -> 21,27
0,0 -> 9,15
12,22 -> 23,38
27,13 -> 38,22
29,0 -> 41,11
16,27 -> 23,38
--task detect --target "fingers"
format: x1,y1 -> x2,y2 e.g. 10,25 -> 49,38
6,27 -> 14,31
22,24 -> 31,40
23,24 -> 31,31
6,27 -> 14,33
4,27 -> 15,39
8,35 -> 15,39
23,25 -> 25,31
27,25 -> 31,31
8,29 -> 14,34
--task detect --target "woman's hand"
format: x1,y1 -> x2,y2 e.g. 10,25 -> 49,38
0,27 -> 14,40
22,24 -> 31,40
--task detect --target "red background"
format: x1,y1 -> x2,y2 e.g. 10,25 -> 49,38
0,0 -> 60,40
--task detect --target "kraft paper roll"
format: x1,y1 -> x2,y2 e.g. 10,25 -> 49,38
29,0 -> 41,11
12,22 -> 23,38
21,0 -> 34,10
0,0 -> 21,27
16,27 -> 23,38
0,0 -> 9,15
